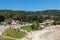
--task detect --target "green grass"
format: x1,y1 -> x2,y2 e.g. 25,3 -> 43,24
2,38 -> 13,40
2,29 -> 26,38
2,25 -> 34,40
21,26 -> 32,32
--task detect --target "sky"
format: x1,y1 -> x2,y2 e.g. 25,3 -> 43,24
0,0 -> 60,11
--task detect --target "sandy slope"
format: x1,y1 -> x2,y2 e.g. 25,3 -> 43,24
21,25 -> 60,40
0,25 -> 10,35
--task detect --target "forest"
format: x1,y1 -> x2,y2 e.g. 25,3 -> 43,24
0,10 -> 60,23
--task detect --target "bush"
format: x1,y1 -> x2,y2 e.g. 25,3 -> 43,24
53,21 -> 60,25
31,23 -> 40,30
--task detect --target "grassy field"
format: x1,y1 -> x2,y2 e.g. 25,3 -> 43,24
21,26 -> 32,32
2,29 -> 26,39
2,38 -> 13,40
2,26 -> 32,40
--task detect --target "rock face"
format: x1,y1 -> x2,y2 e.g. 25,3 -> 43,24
21,25 -> 60,40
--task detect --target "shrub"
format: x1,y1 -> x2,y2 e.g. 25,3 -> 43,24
53,21 -> 60,25
31,23 -> 40,30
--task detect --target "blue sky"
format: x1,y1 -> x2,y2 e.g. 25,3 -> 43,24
0,0 -> 60,11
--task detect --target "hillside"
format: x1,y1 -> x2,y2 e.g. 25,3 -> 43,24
21,25 -> 60,40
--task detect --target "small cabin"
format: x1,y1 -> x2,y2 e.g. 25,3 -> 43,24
11,17 -> 22,25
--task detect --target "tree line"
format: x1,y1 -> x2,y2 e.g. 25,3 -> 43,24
0,10 -> 60,23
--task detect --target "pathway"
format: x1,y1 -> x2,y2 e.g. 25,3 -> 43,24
0,24 -> 32,35
0,25 -> 10,35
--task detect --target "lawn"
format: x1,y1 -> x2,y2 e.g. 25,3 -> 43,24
2,29 -> 26,39
21,26 -> 32,32
2,38 -> 13,40
2,25 -> 32,40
